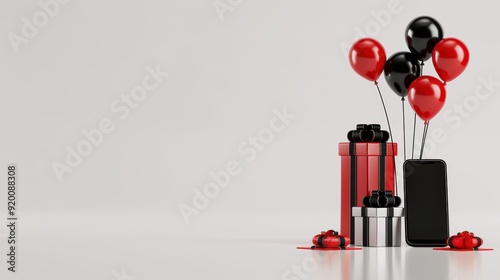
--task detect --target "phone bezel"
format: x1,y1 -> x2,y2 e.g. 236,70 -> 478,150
403,159 -> 449,247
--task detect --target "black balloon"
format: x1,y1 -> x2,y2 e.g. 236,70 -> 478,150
384,52 -> 421,98
405,16 -> 443,62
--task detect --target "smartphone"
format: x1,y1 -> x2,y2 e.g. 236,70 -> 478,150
403,159 -> 449,247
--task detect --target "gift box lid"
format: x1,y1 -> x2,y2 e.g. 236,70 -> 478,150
339,142 -> 397,156
352,207 -> 404,217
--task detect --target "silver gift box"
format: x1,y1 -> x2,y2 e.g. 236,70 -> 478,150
352,207 -> 404,247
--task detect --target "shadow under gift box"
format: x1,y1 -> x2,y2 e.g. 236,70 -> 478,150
352,207 -> 403,247
338,142 -> 397,240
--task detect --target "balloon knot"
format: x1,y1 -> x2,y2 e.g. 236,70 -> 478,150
420,61 -> 425,66
401,97 -> 405,101
443,82 -> 447,86
374,81 -> 378,86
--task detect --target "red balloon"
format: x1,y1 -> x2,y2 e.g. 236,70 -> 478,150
349,38 -> 386,82
432,38 -> 469,83
408,76 -> 446,122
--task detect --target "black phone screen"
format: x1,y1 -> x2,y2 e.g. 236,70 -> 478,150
404,160 -> 449,246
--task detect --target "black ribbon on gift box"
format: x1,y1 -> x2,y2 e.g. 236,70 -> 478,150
347,124 -> 389,143
347,124 -> 396,239
363,190 -> 401,208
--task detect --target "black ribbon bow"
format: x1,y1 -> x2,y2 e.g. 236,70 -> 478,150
347,124 -> 389,143
363,190 -> 401,207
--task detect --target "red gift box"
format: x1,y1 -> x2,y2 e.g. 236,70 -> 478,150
339,140 -> 397,240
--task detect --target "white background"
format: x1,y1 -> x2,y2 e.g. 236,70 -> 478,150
0,0 -> 499,279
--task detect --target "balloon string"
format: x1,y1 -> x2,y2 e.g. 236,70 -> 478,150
419,121 -> 430,160
401,98 -> 406,162
375,82 -> 398,195
411,113 -> 416,160
411,61 -> 424,160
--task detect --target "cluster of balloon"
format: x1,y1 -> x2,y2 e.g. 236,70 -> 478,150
348,16 -> 469,160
